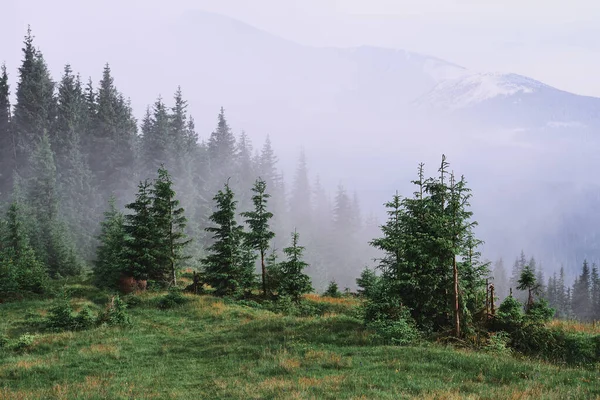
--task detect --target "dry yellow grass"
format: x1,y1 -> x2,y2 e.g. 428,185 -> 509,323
303,293 -> 360,306
547,319 -> 600,334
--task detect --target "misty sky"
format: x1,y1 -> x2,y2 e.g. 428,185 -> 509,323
3,0 -> 600,97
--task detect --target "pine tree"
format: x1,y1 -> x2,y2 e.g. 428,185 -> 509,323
0,202 -> 48,294
0,63 -> 14,202
94,197 -> 127,289
151,166 -> 191,286
202,182 -> 250,296
590,264 -> 600,320
290,150 -> 311,230
207,107 -> 237,189
572,260 -> 592,320
278,230 -> 312,301
12,27 -> 56,177
241,178 -> 275,296
235,131 -> 256,212
88,64 -> 136,204
517,264 -> 538,312
28,133 -> 81,277
53,65 -> 98,259
123,180 -> 158,281
510,251 -> 528,303
140,96 -> 170,178
369,192 -> 403,278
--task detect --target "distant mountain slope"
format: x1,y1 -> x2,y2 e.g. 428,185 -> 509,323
415,72 -> 600,131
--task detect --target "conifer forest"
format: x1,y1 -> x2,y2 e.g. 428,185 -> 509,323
0,26 -> 599,399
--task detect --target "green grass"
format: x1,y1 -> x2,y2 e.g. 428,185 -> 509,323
1,290 -> 599,399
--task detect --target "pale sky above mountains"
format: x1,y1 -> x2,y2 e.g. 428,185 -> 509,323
2,0 -> 600,96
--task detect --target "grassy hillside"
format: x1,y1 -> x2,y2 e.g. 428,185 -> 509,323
1,288 -> 599,400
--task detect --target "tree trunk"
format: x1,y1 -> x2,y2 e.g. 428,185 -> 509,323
261,249 -> 267,297
453,256 -> 460,337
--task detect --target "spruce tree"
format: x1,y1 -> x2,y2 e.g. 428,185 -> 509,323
207,108 -> 237,189
94,197 -> 127,289
572,260 -> 592,320
88,64 -> 136,204
151,166 -> 191,286
517,264 -> 538,312
140,97 -> 170,178
591,264 -> 600,320
278,230 -> 312,301
53,65 -> 98,259
290,150 -> 311,230
202,182 -> 249,296
123,180 -> 158,281
12,27 -> 56,177
28,133 -> 81,277
241,178 -> 275,296
0,63 -> 14,202
0,202 -> 48,294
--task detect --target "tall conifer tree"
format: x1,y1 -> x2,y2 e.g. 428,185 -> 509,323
241,178 -> 275,296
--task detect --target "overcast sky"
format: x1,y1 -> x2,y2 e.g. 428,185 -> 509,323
2,0 -> 600,96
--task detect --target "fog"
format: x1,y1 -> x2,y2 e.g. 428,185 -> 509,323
3,0 -> 600,289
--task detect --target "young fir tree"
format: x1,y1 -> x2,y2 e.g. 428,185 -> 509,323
94,197 -> 127,289
0,201 -> 48,294
151,166 -> 191,286
202,182 -> 251,296
123,180 -> 158,281
240,178 -> 275,297
517,264 -> 538,312
278,230 -> 312,302
0,63 -> 14,202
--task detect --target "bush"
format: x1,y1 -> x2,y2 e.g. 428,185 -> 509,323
98,295 -> 130,326
356,268 -> 378,298
15,333 -> 35,352
0,334 -> 8,348
484,331 -> 512,355
123,294 -> 143,308
367,317 -> 420,346
526,299 -> 555,323
74,305 -> 96,330
323,281 -> 341,298
157,287 -> 188,309
46,294 -> 76,331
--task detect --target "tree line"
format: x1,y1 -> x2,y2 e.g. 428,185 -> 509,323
0,28 -> 373,299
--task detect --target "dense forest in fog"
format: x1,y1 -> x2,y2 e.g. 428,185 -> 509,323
0,29 -> 378,292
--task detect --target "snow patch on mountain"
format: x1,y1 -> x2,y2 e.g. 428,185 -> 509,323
416,72 -> 549,110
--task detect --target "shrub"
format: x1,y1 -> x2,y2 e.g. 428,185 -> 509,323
74,305 -> 96,330
15,333 -> 35,352
484,331 -> 512,355
323,281 -> 341,298
0,334 -> 8,348
157,287 -> 188,309
526,299 -> 555,323
123,294 -> 143,308
46,293 -> 76,331
98,295 -> 131,326
367,317 -> 420,346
